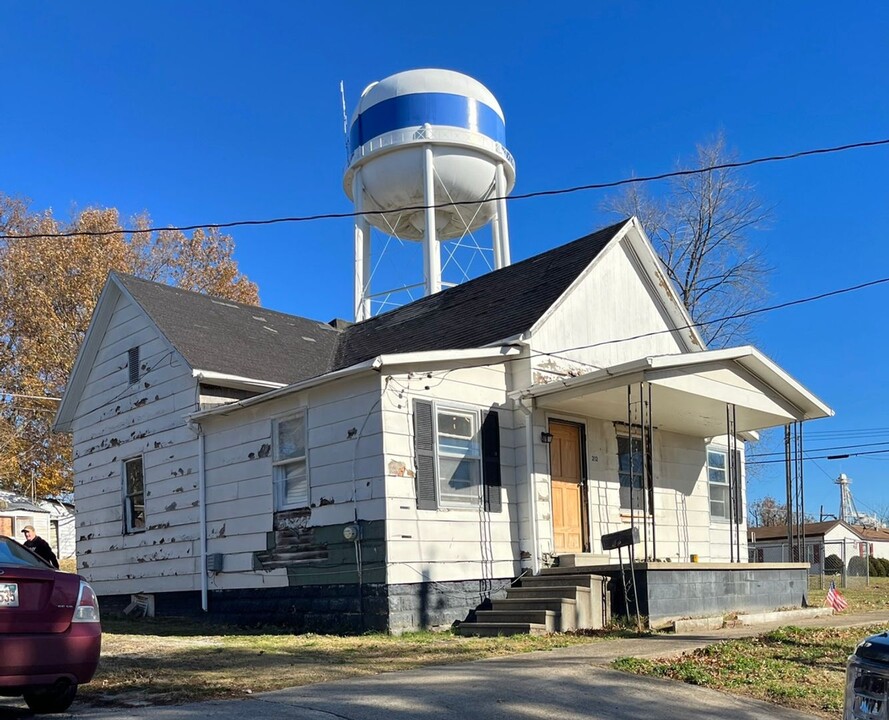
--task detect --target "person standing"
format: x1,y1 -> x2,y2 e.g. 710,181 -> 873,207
21,525 -> 60,569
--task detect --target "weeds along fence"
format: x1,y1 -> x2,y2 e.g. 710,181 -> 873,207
747,538 -> 889,590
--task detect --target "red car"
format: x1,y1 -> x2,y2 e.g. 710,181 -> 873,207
0,535 -> 101,713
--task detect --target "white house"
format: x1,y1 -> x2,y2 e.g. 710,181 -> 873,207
54,218 -> 832,631
0,490 -> 51,545
749,520 -> 889,573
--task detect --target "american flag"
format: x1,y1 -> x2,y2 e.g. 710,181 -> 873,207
825,580 -> 849,612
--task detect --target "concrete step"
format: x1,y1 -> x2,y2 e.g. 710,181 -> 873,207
521,573 -> 605,589
455,622 -> 549,637
507,585 -> 591,600
476,609 -> 558,632
506,585 -> 591,629
555,553 -> 610,568
490,599 -> 578,631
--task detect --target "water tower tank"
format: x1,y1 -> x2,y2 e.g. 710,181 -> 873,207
344,69 -> 516,320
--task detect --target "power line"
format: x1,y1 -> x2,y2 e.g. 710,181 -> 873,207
747,448 -> 889,466
747,440 -> 889,460
2,137 -> 887,241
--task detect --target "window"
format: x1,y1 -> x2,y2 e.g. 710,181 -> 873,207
128,347 -> 140,385
123,457 -> 145,533
617,432 -> 651,513
273,412 -> 307,509
708,447 -> 742,523
436,408 -> 482,507
413,400 -> 501,512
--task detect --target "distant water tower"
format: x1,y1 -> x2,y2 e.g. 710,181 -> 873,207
343,69 -> 516,320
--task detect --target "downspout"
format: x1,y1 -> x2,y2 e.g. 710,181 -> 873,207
518,397 -> 541,575
187,419 -> 208,613
198,426 -> 207,612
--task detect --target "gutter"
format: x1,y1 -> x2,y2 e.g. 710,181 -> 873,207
189,346 -> 521,422
192,370 -> 286,393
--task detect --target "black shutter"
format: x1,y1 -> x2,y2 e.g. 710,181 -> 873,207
413,400 -> 438,510
481,410 -> 502,513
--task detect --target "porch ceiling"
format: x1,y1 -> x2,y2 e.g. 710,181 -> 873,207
518,346 -> 833,438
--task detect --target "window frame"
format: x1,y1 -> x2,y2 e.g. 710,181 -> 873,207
123,456 -> 146,534
272,410 -> 309,510
707,446 -> 743,524
434,403 -> 483,509
616,427 -> 653,515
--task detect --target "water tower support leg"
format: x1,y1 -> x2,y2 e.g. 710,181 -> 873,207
423,145 -> 441,295
352,171 -> 372,321
495,162 -> 511,267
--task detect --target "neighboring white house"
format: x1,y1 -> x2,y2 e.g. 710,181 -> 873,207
749,520 -> 889,572
0,490 -> 51,545
0,490 -> 75,560
53,218 -> 833,631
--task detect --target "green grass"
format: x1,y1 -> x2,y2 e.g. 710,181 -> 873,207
614,624 -> 875,718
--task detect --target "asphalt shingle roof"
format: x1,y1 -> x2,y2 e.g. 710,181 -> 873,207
333,220 -> 627,369
115,274 -> 342,386
115,219 -> 629,385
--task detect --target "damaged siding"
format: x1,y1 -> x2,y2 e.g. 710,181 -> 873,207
199,372 -> 386,591
382,363 -> 520,587
71,292 -> 200,596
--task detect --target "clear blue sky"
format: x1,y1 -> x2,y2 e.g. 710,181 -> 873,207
4,2 -> 888,519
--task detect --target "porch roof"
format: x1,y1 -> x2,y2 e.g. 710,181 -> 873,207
514,346 -> 833,437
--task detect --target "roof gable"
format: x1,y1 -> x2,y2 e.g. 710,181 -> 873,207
333,220 -> 630,369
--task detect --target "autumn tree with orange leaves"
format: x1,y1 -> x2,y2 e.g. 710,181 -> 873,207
0,193 -> 258,498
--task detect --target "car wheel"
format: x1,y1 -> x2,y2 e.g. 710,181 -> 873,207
23,682 -> 78,714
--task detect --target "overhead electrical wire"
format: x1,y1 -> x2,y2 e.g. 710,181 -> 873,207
1,137 -> 887,241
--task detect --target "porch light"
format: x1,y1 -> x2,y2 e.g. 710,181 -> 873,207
540,432 -> 554,444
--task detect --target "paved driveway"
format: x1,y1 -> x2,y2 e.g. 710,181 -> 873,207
3,610 -> 885,719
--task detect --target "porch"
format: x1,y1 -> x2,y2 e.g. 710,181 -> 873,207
514,346 -> 833,569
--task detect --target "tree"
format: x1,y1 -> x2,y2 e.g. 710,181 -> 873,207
748,495 -> 788,527
0,193 -> 259,498
604,134 -> 772,347
748,495 -> 815,528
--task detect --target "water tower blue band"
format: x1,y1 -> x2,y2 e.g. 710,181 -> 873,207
349,92 -> 506,155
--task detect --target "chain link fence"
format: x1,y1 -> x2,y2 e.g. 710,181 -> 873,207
748,539 -> 882,589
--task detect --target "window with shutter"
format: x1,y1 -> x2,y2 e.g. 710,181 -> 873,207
412,401 -> 501,512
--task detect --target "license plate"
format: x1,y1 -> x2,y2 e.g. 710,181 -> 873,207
0,582 -> 18,607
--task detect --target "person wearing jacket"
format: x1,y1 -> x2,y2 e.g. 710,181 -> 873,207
21,525 -> 60,569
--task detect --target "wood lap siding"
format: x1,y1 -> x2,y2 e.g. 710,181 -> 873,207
385,365 -> 518,586
71,292 -> 201,594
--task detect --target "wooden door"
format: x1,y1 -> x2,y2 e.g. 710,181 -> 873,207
550,421 -> 585,554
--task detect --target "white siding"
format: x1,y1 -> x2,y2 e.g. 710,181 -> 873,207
381,364 -> 520,585
71,292 -> 200,594
530,240 -> 687,379
198,373 -> 384,591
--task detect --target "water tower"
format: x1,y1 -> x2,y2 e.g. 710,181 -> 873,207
343,69 -> 516,320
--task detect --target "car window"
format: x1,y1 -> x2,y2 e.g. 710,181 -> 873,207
0,536 -> 51,568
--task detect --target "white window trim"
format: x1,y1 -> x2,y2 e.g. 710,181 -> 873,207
272,410 -> 309,510
707,446 -> 735,524
123,455 -> 146,534
432,401 -> 483,509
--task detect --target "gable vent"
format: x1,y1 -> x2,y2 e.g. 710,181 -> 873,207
128,347 -> 140,385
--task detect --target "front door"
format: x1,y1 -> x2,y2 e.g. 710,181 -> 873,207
549,420 -> 586,554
